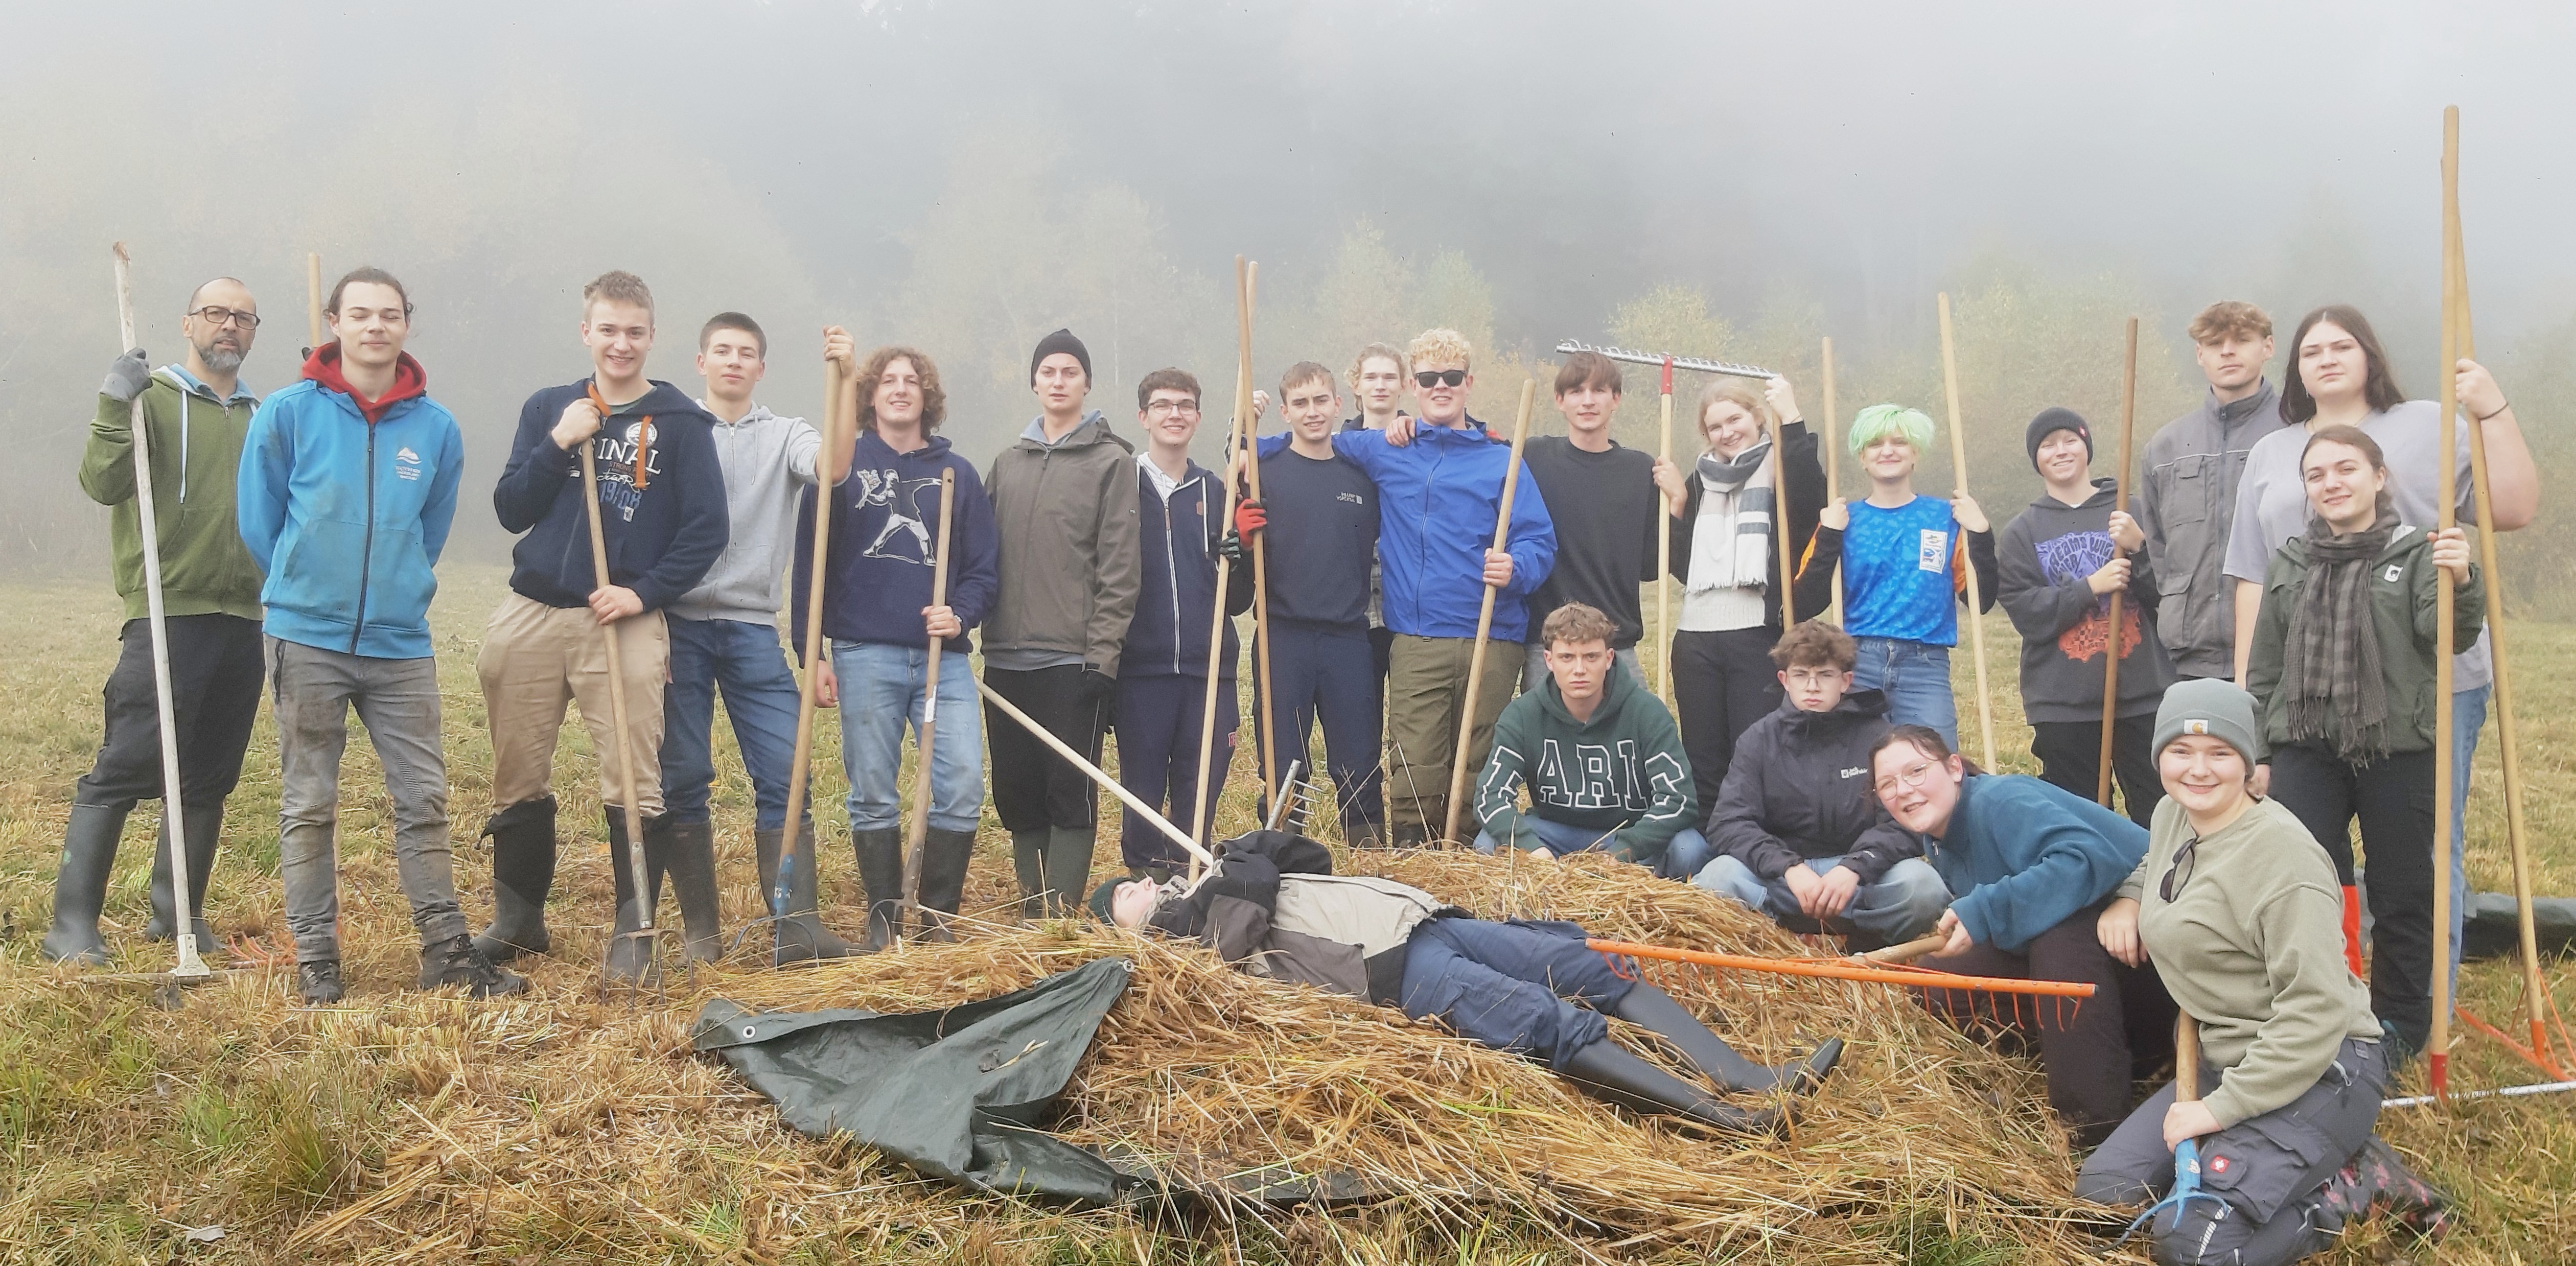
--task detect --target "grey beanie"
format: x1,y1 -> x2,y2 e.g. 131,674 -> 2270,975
2152,678 -> 2261,769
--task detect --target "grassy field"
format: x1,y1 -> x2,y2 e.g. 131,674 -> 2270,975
2,566 -> 2571,1263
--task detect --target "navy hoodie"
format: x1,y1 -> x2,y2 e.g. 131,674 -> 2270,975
493,379 -> 728,611
791,429 -> 998,654
1127,458 -> 1254,679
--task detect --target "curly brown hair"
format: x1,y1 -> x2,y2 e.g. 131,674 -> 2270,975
856,345 -> 947,434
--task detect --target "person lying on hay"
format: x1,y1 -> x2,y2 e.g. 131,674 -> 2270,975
1094,830 -> 1846,1136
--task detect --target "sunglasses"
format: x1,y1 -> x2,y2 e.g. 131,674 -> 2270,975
2158,834 -> 2201,903
1413,369 -> 1467,388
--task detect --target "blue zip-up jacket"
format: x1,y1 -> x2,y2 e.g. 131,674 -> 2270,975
237,351 -> 463,660
492,379 -> 728,612
789,429 -> 999,655
1919,773 -> 2148,953
1126,458 -> 1253,679
1260,418 -> 1554,642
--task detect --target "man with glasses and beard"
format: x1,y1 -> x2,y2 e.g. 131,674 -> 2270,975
42,278 -> 269,965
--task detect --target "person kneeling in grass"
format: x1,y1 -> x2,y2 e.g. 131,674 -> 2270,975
1468,602 -> 1710,879
1097,831 -> 1843,1134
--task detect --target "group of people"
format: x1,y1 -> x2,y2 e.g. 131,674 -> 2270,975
40,268 -> 2520,1264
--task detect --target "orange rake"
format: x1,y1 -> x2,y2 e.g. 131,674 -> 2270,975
1587,939 -> 2097,1032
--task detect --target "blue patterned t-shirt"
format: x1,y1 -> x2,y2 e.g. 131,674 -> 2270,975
1841,496 -> 1966,645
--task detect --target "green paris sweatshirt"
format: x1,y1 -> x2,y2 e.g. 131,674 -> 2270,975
79,369 -> 265,622
2118,795 -> 2381,1128
1471,664 -> 1696,865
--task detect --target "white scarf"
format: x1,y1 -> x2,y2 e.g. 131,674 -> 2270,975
1687,441 -> 1776,595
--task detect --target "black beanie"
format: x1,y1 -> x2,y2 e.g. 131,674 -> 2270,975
1031,328 -> 1093,386
2026,407 -> 2092,471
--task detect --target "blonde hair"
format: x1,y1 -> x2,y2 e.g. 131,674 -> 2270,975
1696,378 -> 1772,446
1347,342 -> 1408,388
1407,327 -> 1472,372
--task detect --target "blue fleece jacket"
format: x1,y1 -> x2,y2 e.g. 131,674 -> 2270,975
237,376 -> 463,660
1921,773 -> 2148,953
1126,459 -> 1253,679
1260,419 -> 1554,642
492,379 -> 728,612
790,430 -> 997,655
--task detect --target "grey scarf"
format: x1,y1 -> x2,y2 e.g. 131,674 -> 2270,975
2280,492 -> 2397,762
1690,441 -> 1776,593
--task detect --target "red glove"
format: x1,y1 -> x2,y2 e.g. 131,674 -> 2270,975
1234,498 -> 1267,537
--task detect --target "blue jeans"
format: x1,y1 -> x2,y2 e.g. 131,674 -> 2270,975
2448,684 -> 2488,981
661,616 -> 805,829
1471,815 -> 1713,881
1851,637 -> 1957,747
1398,917 -> 1630,1069
831,640 -> 984,835
1693,854 -> 1953,942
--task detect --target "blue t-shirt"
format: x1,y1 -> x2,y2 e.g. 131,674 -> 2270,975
1842,496 -> 1965,645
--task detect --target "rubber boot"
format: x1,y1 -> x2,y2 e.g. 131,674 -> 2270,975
40,802 -> 130,965
1387,819 -> 1430,850
144,800 -> 223,947
473,796 -> 558,962
1558,1040 -> 1788,1137
603,807 -> 658,984
419,932 -> 530,998
848,828 -> 905,953
1041,826 -> 1096,920
2341,884 -> 2366,977
1613,982 -> 1845,1096
1341,804 -> 1383,850
1011,829 -> 1049,920
651,816 -> 724,965
915,827 -> 978,942
756,825 -> 856,964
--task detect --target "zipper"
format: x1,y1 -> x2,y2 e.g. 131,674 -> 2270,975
1160,483 -> 1183,674
351,414 -> 377,652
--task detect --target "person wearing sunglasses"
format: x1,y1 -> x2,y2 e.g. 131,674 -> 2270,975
43,277 -> 269,967
2081,679 -> 2441,1265
1869,722 -> 2171,1148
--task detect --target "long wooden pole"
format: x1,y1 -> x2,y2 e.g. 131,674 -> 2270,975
775,360 -> 846,950
1937,293 -> 1998,768
1822,337 -> 1841,621
1241,277 -> 1281,810
2445,110 -> 2561,1076
580,411 -> 654,974
1188,258 -> 1259,878
1657,357 -> 1675,704
1441,379 -> 1539,845
111,244 -> 210,980
900,470 -> 959,939
2430,106 -> 2461,1099
2097,318 -> 2140,807
979,679 -> 1215,870
305,253 -> 324,353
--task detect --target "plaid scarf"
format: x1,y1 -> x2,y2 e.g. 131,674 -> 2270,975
2280,492 -> 2397,762
1689,441 -> 1776,594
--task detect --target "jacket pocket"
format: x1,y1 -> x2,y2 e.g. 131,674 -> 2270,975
272,517 -> 369,626
366,524 -> 434,630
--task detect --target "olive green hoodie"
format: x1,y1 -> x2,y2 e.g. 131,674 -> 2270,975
79,368 -> 265,622
1471,661 -> 1696,865
981,412 -> 1142,676
2245,523 -> 2484,757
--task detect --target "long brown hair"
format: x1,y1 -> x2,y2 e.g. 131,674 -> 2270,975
2282,305 -> 2405,424
855,345 -> 947,434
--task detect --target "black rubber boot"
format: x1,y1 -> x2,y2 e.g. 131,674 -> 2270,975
1558,1040 -> 1788,1137
298,959 -> 346,1004
652,816 -> 724,965
418,932 -> 530,998
1011,829 -> 1049,920
756,825 -> 856,964
144,800 -> 224,947
473,796 -> 558,962
915,827 -> 978,942
1040,826 -> 1096,920
1387,820 -> 1431,850
1613,981 -> 1845,1096
603,806 -> 658,984
850,828 -> 905,952
40,802 -> 130,965
1341,804 -> 1384,850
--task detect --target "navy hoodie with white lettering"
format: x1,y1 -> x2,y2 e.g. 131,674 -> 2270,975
789,429 -> 999,655
1126,458 -> 1254,679
492,379 -> 728,612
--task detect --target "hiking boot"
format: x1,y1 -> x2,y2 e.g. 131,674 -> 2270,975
604,806 -> 658,984
418,933 -> 530,999
144,800 -> 224,947
40,802 -> 129,966
853,828 -> 904,952
298,959 -> 345,1004
473,796 -> 557,962
756,824 -> 856,965
915,827 -> 978,942
649,816 -> 724,965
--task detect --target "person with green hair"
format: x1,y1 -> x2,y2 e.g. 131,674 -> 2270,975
1790,404 -> 1996,744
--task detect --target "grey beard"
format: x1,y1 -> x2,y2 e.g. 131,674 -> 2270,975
195,339 -> 244,374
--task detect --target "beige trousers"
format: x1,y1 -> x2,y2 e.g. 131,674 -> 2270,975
477,592 -> 669,814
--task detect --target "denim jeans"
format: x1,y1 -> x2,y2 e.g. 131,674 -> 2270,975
1692,854 -> 1953,943
832,640 -> 984,835
2448,684 -> 2489,981
661,615 -> 805,830
1851,636 -> 1957,747
1471,814 -> 1712,881
270,638 -> 461,960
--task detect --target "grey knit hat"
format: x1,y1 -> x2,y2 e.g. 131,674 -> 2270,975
2152,678 -> 2260,769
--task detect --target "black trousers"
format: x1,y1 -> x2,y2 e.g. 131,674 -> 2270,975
1670,626 -> 1782,814
2029,713 -> 2161,829
2269,742 -> 2435,1054
1112,673 -> 1234,873
984,665 -> 1110,834
75,614 -> 266,810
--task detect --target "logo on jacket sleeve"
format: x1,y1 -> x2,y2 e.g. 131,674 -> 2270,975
394,446 -> 423,481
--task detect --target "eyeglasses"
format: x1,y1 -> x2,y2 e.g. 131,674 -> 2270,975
1873,760 -> 1938,798
1414,369 -> 1467,388
1146,400 -> 1200,417
189,306 -> 260,330
2158,835 -> 2201,902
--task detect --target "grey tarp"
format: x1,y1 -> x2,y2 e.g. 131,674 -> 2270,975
692,955 -> 1141,1204
2462,892 -> 2576,960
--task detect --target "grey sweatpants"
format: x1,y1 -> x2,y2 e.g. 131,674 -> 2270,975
271,637 -> 463,962
2075,1036 -> 2386,1266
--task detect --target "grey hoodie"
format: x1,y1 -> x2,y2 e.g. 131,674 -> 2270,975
982,411 -> 1143,675
2133,380 -> 2289,678
669,402 -> 820,626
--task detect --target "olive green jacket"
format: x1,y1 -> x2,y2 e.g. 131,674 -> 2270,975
79,367 -> 265,622
2246,523 -> 2484,757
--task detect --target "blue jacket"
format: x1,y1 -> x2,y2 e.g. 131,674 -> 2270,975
492,379 -> 728,612
1263,419 -> 1556,642
1921,773 -> 2148,953
237,355 -> 463,660
790,430 -> 999,655
1126,458 -> 1253,679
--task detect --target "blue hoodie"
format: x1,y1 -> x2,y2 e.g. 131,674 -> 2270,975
237,348 -> 463,660
492,379 -> 729,612
1921,772 -> 2148,953
790,429 -> 998,654
1259,419 -> 1554,642
1125,457 -> 1254,679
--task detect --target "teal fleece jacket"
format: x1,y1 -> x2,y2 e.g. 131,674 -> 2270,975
1471,664 -> 1695,864
1921,773 -> 2147,953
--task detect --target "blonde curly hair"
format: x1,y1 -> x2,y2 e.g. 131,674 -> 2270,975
1407,327 -> 1473,372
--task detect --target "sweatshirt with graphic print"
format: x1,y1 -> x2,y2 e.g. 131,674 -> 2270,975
1994,478 -> 2175,723
492,378 -> 728,613
1472,662 -> 1695,865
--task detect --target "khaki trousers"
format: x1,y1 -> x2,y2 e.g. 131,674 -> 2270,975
1383,635 -> 1521,840
477,592 -> 670,814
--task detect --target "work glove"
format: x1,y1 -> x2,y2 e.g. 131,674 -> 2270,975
1233,498 -> 1267,538
1078,666 -> 1118,714
102,348 -> 151,403
1218,528 -> 1246,565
